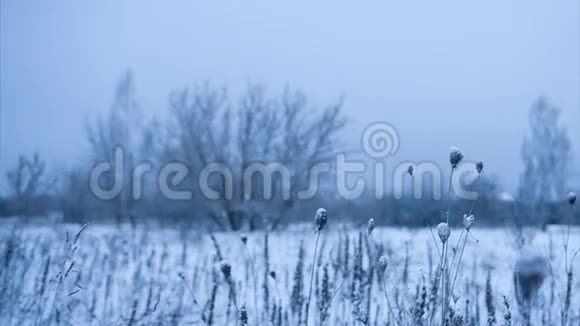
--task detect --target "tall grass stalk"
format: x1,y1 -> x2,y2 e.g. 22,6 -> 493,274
304,230 -> 321,326
561,193 -> 576,326
178,272 -> 208,326
439,147 -> 462,324
329,220 -> 375,305
241,235 -> 260,324
440,241 -> 449,325
446,170 -> 454,226
381,275 -> 400,326
449,164 -> 482,307
436,222 -> 451,325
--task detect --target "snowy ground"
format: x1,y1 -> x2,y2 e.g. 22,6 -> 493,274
0,221 -> 578,325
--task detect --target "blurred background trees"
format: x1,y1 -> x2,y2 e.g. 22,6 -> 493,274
0,74 -> 577,230
158,83 -> 345,230
518,97 -> 570,202
85,70 -> 144,224
3,153 -> 54,217
517,97 -> 571,227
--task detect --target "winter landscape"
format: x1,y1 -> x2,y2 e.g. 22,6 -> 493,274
1,1 -> 579,325
1,213 -> 579,325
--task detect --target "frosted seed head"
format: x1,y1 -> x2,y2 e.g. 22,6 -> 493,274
239,305 -> 248,324
568,192 -> 576,206
449,146 -> 464,168
463,214 -> 475,230
219,260 -> 232,278
315,208 -> 328,231
514,252 -> 549,302
437,222 -> 450,243
367,218 -> 376,235
452,292 -> 460,304
377,255 -> 388,275
476,161 -> 484,174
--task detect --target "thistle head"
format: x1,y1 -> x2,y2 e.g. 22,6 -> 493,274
449,146 -> 464,168
476,161 -> 484,174
377,255 -> 388,275
568,192 -> 576,206
437,222 -> 450,243
463,214 -> 475,230
367,218 -> 376,235
219,260 -> 232,279
315,208 -> 328,231
407,165 -> 414,176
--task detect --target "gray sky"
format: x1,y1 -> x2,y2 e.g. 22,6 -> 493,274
1,0 -> 579,191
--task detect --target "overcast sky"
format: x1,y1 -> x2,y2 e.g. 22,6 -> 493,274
1,0 -> 579,192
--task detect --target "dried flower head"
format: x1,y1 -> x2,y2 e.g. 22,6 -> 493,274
437,222 -> 450,243
463,214 -> 475,230
568,192 -> 576,206
476,161 -> 484,174
452,292 -> 460,304
240,234 -> 248,245
239,305 -> 248,325
315,208 -> 328,231
407,165 -> 414,176
377,255 -> 389,275
449,146 -> 464,168
219,260 -> 232,279
513,252 -> 548,306
367,218 -> 375,235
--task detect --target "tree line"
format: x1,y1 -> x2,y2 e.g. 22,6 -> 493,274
0,71 -> 576,230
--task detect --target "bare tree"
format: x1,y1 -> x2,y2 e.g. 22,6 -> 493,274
164,83 -> 346,230
86,70 -> 144,222
518,97 -> 570,202
518,97 -> 570,227
162,83 -> 232,227
5,153 -> 49,216
59,168 -> 90,223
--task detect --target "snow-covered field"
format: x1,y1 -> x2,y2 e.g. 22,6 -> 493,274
0,221 -> 578,325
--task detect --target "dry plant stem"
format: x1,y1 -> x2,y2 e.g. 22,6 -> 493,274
304,230 -> 321,326
562,205 -> 576,326
179,276 -> 209,326
272,279 -> 283,308
564,205 -> 574,273
440,167 -> 454,325
242,245 -> 259,323
429,227 -> 442,258
564,224 -> 570,272
45,225 -> 87,324
449,174 -> 481,297
467,174 -> 481,217
381,275 -> 401,326
330,233 -> 373,303
227,280 -> 239,312
446,169 -> 455,225
450,230 -> 469,295
449,230 -> 465,276
438,241 -> 448,326
425,246 -> 447,326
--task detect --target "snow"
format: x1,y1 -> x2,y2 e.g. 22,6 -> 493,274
0,221 -> 578,325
